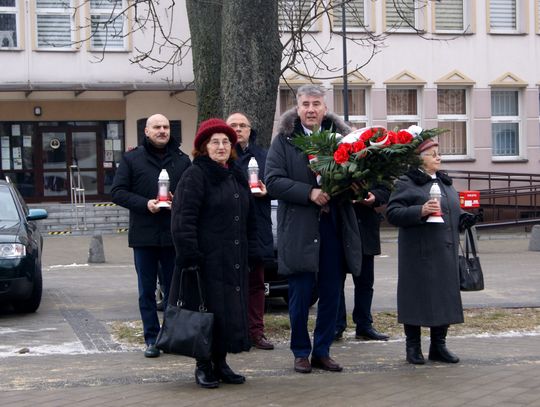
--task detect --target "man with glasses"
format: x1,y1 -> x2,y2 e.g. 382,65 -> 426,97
226,112 -> 275,351
111,113 -> 191,358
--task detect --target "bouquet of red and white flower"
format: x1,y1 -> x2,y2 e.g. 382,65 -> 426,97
292,125 -> 446,200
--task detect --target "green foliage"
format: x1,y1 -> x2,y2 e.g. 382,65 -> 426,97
291,127 -> 447,200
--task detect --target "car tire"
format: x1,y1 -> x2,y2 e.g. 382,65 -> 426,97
12,262 -> 43,313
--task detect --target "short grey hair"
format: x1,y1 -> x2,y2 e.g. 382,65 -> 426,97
296,84 -> 326,103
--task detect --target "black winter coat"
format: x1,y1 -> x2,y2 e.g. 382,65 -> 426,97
111,137 -> 191,247
170,155 -> 259,355
265,108 -> 363,277
386,169 -> 464,327
234,130 -> 274,261
354,185 -> 390,256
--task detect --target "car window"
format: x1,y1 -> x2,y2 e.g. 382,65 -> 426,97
0,188 -> 20,221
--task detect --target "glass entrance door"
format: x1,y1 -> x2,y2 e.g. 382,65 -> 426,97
42,132 -> 68,197
41,129 -> 99,198
72,132 -> 98,195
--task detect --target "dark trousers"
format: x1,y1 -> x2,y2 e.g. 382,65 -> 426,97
248,261 -> 266,340
133,246 -> 175,345
336,255 -> 375,334
288,209 -> 343,358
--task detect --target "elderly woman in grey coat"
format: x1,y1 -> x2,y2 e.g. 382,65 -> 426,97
386,139 -> 476,365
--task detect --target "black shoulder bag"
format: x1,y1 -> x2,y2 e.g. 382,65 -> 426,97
459,227 -> 485,291
156,267 -> 214,359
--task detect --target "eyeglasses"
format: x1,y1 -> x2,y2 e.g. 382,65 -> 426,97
208,139 -> 231,147
229,123 -> 250,129
421,151 -> 441,158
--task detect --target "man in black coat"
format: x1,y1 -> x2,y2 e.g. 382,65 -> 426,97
335,186 -> 390,341
266,85 -> 363,374
226,112 -> 275,351
111,113 -> 191,358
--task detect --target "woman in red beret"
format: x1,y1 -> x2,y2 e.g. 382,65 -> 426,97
170,118 -> 260,388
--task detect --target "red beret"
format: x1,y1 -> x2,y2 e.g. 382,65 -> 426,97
417,139 -> 439,154
194,118 -> 237,150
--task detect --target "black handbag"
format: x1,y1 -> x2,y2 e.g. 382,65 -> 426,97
155,267 -> 214,359
459,227 -> 485,291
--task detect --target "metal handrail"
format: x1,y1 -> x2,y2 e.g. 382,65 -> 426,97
69,165 -> 87,230
446,170 -> 540,228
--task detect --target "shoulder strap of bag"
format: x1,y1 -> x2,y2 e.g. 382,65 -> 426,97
465,227 -> 478,258
178,268 -> 208,312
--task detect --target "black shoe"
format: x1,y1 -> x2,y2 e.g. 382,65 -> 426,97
144,344 -> 160,358
214,361 -> 246,384
406,346 -> 425,365
334,330 -> 344,341
195,362 -> 220,389
429,344 -> 460,363
356,327 -> 389,341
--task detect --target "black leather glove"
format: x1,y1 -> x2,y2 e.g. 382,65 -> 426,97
459,212 -> 477,232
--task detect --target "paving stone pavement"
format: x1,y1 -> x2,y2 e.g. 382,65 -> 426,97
0,231 -> 539,406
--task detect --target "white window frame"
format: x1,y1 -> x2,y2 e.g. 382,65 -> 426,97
384,0 -> 426,33
89,0 -> 127,51
35,0 -> 75,50
488,0 -> 526,34
386,87 -> 421,130
0,0 -> 20,49
278,0 -> 319,32
436,87 -> 470,159
433,0 -> 473,34
333,85 -> 370,128
331,0 -> 372,33
491,88 -> 523,160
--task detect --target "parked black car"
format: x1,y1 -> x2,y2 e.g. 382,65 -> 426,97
265,200 -> 318,306
0,179 -> 48,313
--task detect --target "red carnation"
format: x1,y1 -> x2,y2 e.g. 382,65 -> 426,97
396,129 -> 413,144
387,131 -> 398,145
352,140 -> 365,153
334,144 -> 351,164
375,133 -> 392,147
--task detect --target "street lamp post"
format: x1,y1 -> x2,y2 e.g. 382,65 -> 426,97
341,1 -> 349,122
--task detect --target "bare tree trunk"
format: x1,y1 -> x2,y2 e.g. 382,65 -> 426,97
220,0 -> 282,147
186,0 -> 223,123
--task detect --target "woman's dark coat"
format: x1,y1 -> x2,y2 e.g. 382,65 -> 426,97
386,169 -> 464,327
111,136 -> 191,247
234,129 -> 274,261
171,155 -> 259,355
265,108 -> 363,277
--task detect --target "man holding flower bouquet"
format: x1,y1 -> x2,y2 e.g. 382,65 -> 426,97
265,85 -> 363,374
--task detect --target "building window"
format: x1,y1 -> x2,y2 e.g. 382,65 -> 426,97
489,0 -> 524,33
0,0 -> 19,48
434,0 -> 472,33
437,88 -> 468,156
332,0 -> 370,32
385,0 -> 424,32
386,88 -> 420,130
35,0 -> 74,49
279,87 -> 298,115
90,0 -> 126,50
491,90 -> 520,157
0,123 -> 36,197
278,0 -> 318,32
334,87 -> 368,128
538,0 -> 540,32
